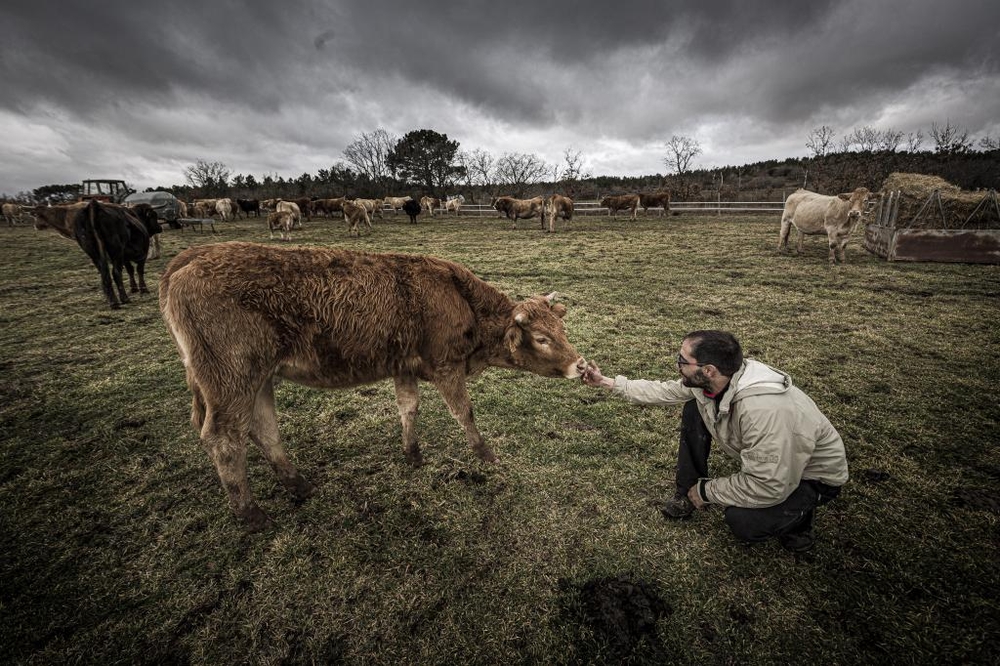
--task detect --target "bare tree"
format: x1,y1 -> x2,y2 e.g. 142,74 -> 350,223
806,125 -> 836,157
979,135 -> 1000,151
184,160 -> 231,195
495,152 -> 549,197
838,135 -> 854,153
663,135 -> 702,174
560,147 -> 590,183
850,126 -> 882,152
905,131 -> 924,152
877,129 -> 904,152
343,128 -> 398,190
930,120 -> 973,154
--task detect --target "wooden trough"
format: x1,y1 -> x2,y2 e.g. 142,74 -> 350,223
864,187 -> 1000,264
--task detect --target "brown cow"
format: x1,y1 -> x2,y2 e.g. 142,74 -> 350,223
159,242 -> 587,529
639,192 -> 671,216
543,195 -> 574,233
778,187 -> 872,264
312,197 -> 347,218
505,197 -> 545,229
354,198 -> 384,220
342,200 -> 371,236
420,196 -> 440,216
267,211 -> 295,241
491,196 -> 516,219
600,194 -> 640,220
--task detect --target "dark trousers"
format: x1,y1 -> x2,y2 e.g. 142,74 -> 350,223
676,399 -> 840,541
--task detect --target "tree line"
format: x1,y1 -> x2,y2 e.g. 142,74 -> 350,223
7,121 -> 998,205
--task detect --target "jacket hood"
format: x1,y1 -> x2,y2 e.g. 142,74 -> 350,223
730,359 -> 791,401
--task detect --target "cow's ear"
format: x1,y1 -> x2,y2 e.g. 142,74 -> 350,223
837,193 -> 850,201
504,323 -> 524,357
551,303 -> 567,318
514,311 -> 530,327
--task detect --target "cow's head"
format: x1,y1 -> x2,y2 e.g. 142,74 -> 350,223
504,292 -> 586,379
838,187 -> 872,221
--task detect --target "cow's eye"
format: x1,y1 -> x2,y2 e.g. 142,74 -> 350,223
534,337 -> 550,346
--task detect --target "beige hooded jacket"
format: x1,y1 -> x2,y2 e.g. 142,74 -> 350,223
612,359 -> 848,508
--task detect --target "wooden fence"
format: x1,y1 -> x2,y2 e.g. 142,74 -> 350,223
425,201 -> 784,217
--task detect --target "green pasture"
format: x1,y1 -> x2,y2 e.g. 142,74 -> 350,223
1,211 -> 998,664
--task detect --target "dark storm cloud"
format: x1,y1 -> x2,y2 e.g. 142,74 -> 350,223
1,0 -> 998,194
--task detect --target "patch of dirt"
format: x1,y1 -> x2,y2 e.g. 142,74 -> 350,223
562,574 -> 671,660
861,469 -> 891,484
949,488 -> 1000,514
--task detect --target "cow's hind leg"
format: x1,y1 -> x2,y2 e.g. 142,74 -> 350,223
124,262 -> 139,293
201,398 -> 272,531
249,379 -> 315,502
112,260 -> 130,304
135,258 -> 148,293
432,369 -> 497,463
778,217 -> 793,252
394,375 -> 422,466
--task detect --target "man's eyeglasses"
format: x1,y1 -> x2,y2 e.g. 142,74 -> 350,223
676,354 -> 706,367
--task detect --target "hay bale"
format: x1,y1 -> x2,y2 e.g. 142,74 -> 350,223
879,172 -> 994,229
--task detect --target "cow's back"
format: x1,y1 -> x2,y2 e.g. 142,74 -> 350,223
783,189 -> 836,233
160,242 -> 505,386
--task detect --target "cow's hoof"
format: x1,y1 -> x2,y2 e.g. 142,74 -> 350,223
475,448 -> 499,464
405,450 -> 424,467
287,476 -> 317,502
241,506 -> 275,532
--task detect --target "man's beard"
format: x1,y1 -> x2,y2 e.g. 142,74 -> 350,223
681,368 -> 712,389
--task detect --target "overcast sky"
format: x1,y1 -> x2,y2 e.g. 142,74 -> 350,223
2,0 -> 998,195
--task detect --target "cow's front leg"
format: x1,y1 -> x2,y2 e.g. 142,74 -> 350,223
432,369 -> 497,463
393,375 -> 422,466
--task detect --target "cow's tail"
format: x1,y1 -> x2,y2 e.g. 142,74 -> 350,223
85,200 -> 111,279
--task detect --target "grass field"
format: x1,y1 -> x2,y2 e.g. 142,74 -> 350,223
1,210 -> 998,664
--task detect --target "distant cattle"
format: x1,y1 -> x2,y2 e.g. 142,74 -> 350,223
292,198 -> 312,221
267,211 -> 295,241
236,198 -> 260,218
129,203 -> 163,259
354,198 -> 384,220
420,196 -> 440,216
216,199 -> 233,222
639,192 -> 671,216
444,197 -> 463,215
384,196 -> 413,215
778,187 -> 872,264
159,241 -> 587,529
491,196 -> 516,219
543,195 -> 574,233
3,202 -> 23,226
402,198 -> 422,224
275,200 -> 302,227
342,200 -> 372,236
312,197 -> 347,218
600,194 -> 640,220
36,200 -> 157,309
503,197 -> 545,229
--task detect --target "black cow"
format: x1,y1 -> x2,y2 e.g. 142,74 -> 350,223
402,198 -> 421,224
237,198 -> 260,218
72,200 -> 156,309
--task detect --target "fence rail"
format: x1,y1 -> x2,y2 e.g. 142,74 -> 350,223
430,201 -> 785,217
